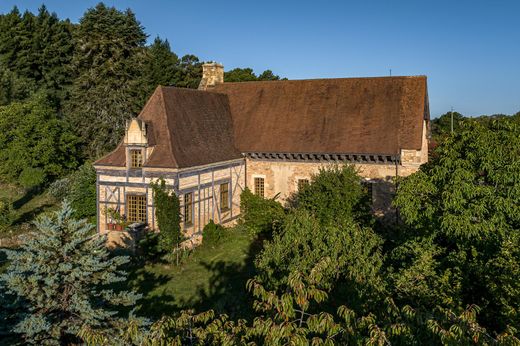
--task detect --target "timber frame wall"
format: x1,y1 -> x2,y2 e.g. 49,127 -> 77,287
95,158 -> 245,239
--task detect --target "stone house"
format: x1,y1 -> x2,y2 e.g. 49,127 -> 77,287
94,63 -> 430,241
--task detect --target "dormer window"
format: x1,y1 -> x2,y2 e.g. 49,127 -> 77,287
130,149 -> 143,168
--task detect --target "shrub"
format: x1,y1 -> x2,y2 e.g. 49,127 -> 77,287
151,178 -> 182,253
68,162 -> 97,219
202,220 -> 226,247
48,177 -> 71,201
0,197 -> 13,231
18,167 -> 46,189
239,188 -> 285,235
293,164 -> 372,226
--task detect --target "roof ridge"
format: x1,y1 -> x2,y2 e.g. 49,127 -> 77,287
217,75 -> 427,86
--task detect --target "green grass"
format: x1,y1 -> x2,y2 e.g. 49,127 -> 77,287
0,184 -> 58,238
127,226 -> 263,320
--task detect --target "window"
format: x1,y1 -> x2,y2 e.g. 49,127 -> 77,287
184,192 -> 193,225
297,179 -> 309,191
127,195 -> 146,223
254,177 -> 264,198
220,183 -> 229,211
130,149 -> 143,168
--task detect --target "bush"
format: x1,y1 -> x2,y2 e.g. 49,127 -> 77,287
69,162 -> 97,219
0,197 -> 13,231
202,220 -> 226,247
136,231 -> 161,263
151,178 -> 182,253
293,164 -> 372,226
18,167 -> 46,189
239,188 -> 285,235
48,177 -> 71,201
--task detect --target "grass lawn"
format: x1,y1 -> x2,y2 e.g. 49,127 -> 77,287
0,184 -> 58,238
127,226 -> 263,320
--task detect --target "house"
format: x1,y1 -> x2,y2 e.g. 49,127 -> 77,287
94,63 -> 430,242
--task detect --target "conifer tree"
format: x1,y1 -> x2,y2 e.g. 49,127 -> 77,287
65,3 -> 147,158
0,202 -> 144,344
139,37 -> 180,103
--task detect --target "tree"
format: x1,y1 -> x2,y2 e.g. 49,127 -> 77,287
224,67 -> 283,82
175,54 -> 202,89
151,178 -> 182,253
0,93 -> 79,187
292,164 -> 373,226
239,188 -> 285,235
393,118 -> 520,335
68,162 -> 97,220
65,3 -> 147,158
0,202 -> 144,344
255,209 -> 384,298
0,65 -> 37,105
431,111 -> 465,140
139,37 -> 180,102
0,6 -> 75,106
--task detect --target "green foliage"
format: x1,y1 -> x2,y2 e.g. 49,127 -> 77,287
64,3 -> 147,158
151,178 -> 182,253
202,220 -> 226,247
175,54 -> 203,89
47,177 -> 71,201
18,167 -> 46,189
431,111 -> 465,140
0,202 -> 144,344
0,93 -> 79,186
393,118 -> 520,334
255,209 -> 384,296
0,197 -> 13,230
0,6 -> 75,106
68,162 -> 97,219
139,37 -> 180,102
0,65 -> 37,105
293,164 -> 373,225
239,188 -> 285,235
224,67 -> 283,82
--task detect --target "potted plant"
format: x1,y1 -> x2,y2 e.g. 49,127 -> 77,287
106,208 -> 129,231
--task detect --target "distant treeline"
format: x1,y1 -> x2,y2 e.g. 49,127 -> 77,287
0,3 -> 282,188
431,110 -> 520,142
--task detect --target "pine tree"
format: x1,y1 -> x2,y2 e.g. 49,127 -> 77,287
65,3 -> 147,158
0,202 -> 144,344
33,5 -> 75,106
139,37 -> 180,103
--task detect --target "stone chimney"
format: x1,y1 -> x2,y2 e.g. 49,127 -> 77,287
198,62 -> 224,90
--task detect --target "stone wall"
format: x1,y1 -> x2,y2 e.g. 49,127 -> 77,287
245,159 -> 420,219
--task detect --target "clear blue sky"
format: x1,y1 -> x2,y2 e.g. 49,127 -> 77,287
1,0 -> 519,118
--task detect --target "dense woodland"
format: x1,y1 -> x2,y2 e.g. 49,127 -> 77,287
1,3 -> 520,346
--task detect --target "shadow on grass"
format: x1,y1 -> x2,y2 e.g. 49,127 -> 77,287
131,234 -> 265,321
12,187 -> 41,210
11,204 -> 54,225
180,235 -> 265,321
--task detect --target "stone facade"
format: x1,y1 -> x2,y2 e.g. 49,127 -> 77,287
244,119 -> 429,218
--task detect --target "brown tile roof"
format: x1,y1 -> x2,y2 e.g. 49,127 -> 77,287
96,76 -> 429,168
213,76 -> 429,155
95,86 -> 242,168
